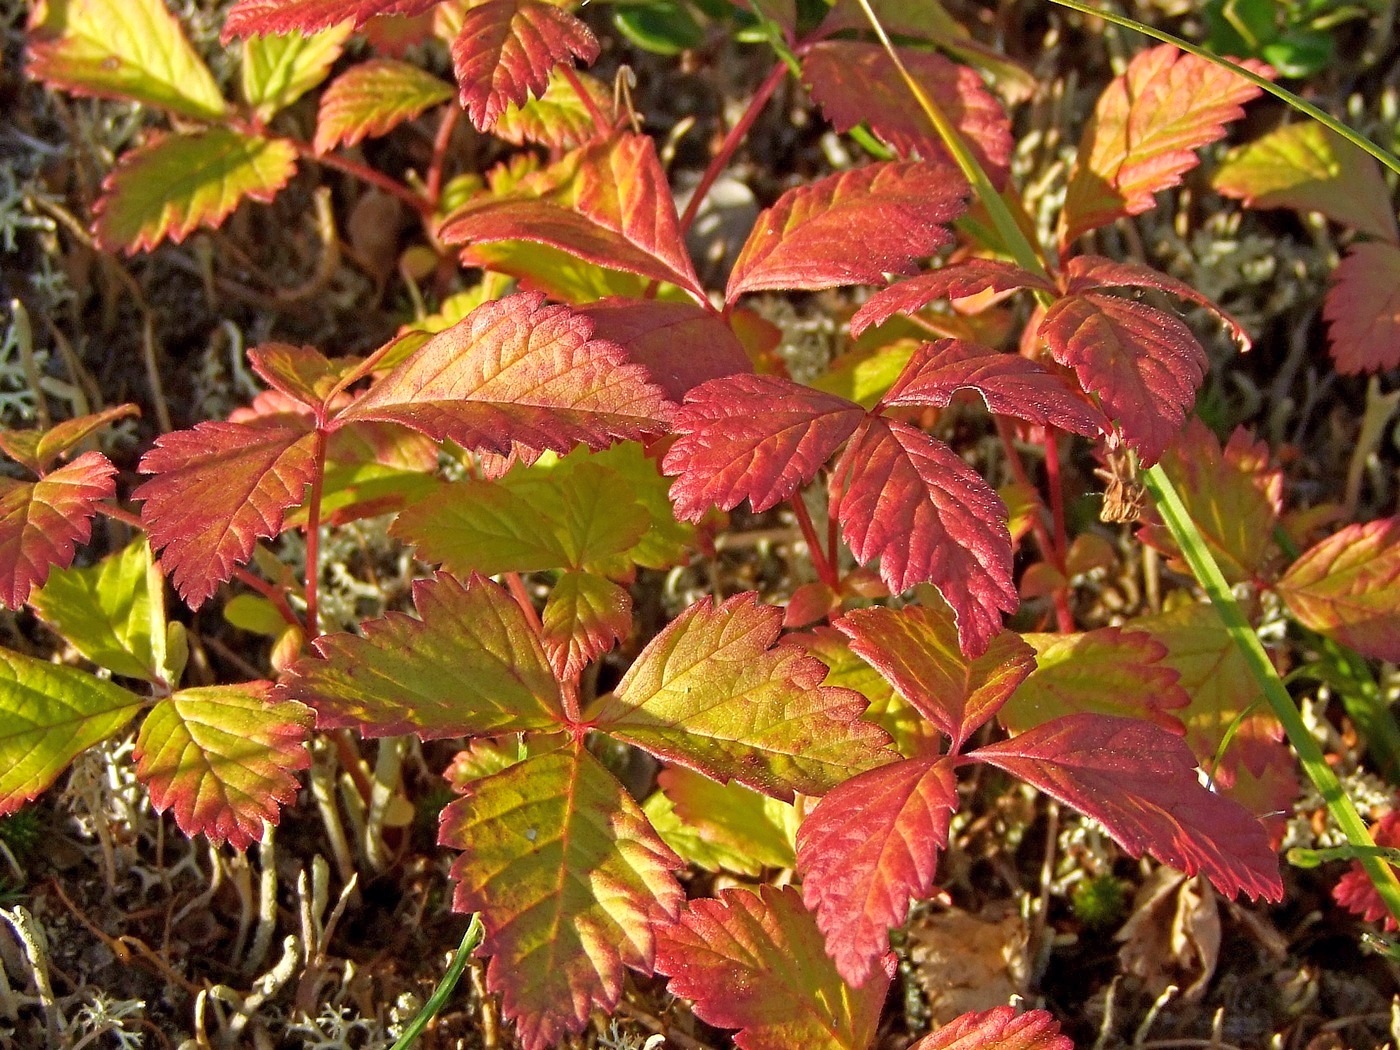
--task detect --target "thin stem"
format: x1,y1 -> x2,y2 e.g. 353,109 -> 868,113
426,104 -> 462,207
1143,464 -> 1400,927
559,64 -> 611,139
389,915 -> 485,1050
994,417 -> 1073,632
678,62 -> 787,236
232,567 -> 301,630
304,427 -> 329,640
1041,0 -> 1400,178
291,141 -> 434,217
789,497 -> 839,588
98,502 -> 145,530
1042,428 -> 1070,565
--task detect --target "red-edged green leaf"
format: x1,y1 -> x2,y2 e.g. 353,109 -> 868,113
1324,242 -> 1400,375
135,422 -> 317,608
725,161 -> 968,302
878,339 -> 1108,438
494,68 -> 612,150
969,713 -> 1283,900
246,343 -> 350,410
439,744 -> 683,1050
655,885 -> 890,1050
662,375 -> 864,522
541,571 -> 631,680
27,0 -> 226,120
1276,516 -> 1400,662
997,627 -> 1189,734
283,573 -> 566,737
576,299 -> 751,401
1134,602 -> 1267,769
136,682 -> 313,849
803,41 -> 1012,183
451,0 -> 598,131
910,1007 -> 1073,1050
313,58 -> 454,154
796,755 -> 957,985
0,404 -> 138,475
1063,255 -> 1251,348
592,592 -> 893,798
646,765 -> 798,876
223,0 -> 438,39
336,292 -> 671,456
835,603 -> 1034,750
241,23 -> 352,121
0,451 -> 116,609
30,539 -> 161,683
1137,419 -> 1283,584
1060,44 -> 1268,248
1334,810 -> 1400,931
392,458 -> 649,576
442,136 -> 705,301
850,259 -> 1053,338
1213,122 -> 1399,244
798,627 -> 938,757
93,129 -> 298,254
0,650 -> 144,816
1038,293 -> 1206,464
835,417 -> 1015,657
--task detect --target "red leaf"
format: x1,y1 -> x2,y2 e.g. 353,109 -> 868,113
663,375 -> 864,522
0,451 -> 116,609
1064,255 -> 1251,348
1038,293 -> 1206,464
804,41 -> 1012,183
969,713 -> 1283,900
796,755 -> 957,985
878,339 -> 1108,438
223,0 -> 437,39
0,404 -> 138,476
442,135 -> 705,300
655,885 -> 891,1050
136,682 -> 313,849
576,299 -> 751,400
725,161 -> 968,302
336,292 -> 671,456
1275,516 -> 1400,662
1333,810 -> 1400,931
313,58 -> 454,154
541,571 -> 631,680
835,417 -> 1015,657
850,259 -> 1053,337
135,422 -> 318,608
1060,44 -> 1268,248
1323,242 -> 1400,374
835,603 -> 1034,749
909,1006 -> 1072,1050
451,0 -> 598,130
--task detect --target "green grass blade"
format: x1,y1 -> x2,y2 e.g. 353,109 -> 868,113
389,914 -> 485,1050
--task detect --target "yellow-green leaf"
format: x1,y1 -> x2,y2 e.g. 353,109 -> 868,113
93,129 -> 299,253
644,766 -> 797,876
0,648 -> 144,815
30,539 -> 162,683
241,24 -> 353,121
27,0 -> 227,120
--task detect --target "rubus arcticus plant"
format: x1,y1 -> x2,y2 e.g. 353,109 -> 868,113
6,0 -> 1400,1046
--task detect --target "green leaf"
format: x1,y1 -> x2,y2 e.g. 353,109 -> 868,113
1213,121 -> 1399,243
998,627 -> 1190,735
592,592 -> 894,799
27,0 -> 227,120
643,766 -> 797,876
30,539 -> 162,683
439,743 -> 683,1050
93,129 -> 299,253
0,648 -> 145,815
553,442 -> 694,570
465,239 -> 688,303
241,24 -> 353,121
392,457 -> 651,577
495,68 -> 614,151
284,573 -> 566,738
136,682 -> 313,849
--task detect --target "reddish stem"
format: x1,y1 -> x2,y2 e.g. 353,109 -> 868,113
993,417 -> 1074,633
97,502 -> 144,530
426,104 -> 463,207
232,567 -> 301,630
677,61 -> 787,237
1042,427 -> 1071,568
789,497 -> 839,589
560,64 -> 611,140
304,427 -> 329,640
290,141 -> 434,217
